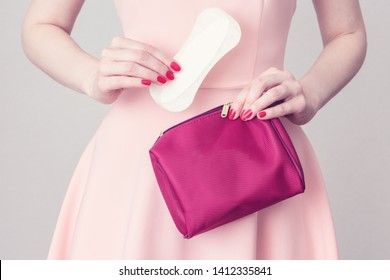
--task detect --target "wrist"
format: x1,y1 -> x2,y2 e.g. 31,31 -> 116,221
81,60 -> 100,101
298,77 -> 322,114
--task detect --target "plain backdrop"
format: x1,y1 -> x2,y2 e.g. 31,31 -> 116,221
0,0 -> 389,259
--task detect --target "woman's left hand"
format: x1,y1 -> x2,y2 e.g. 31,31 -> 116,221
228,67 -> 318,125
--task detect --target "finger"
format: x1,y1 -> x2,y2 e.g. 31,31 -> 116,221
245,83 -> 291,119
228,86 -> 250,120
239,73 -> 289,121
229,73 -> 284,121
229,68 -> 295,121
247,76 -> 303,121
101,48 -> 172,83
98,75 -> 152,95
109,36 -> 181,72
243,72 -> 289,107
256,96 -> 303,120
99,61 -> 168,85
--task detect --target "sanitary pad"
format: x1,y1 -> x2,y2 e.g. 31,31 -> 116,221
150,8 -> 241,112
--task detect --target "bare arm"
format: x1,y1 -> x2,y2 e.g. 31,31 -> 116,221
230,0 -> 367,125
22,0 -> 180,104
302,0 -> 367,113
22,0 -> 97,96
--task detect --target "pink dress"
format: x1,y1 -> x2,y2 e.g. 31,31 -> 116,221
48,0 -> 338,259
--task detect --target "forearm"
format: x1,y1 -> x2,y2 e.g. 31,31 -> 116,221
299,29 -> 366,112
299,0 -> 368,113
22,21 -> 98,96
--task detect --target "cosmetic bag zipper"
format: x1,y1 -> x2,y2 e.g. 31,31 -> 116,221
158,103 -> 232,138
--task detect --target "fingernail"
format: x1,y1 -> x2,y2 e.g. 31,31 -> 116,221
166,70 -> 175,80
228,109 -> 237,120
240,110 -> 247,120
157,75 -> 167,84
141,79 -> 151,86
170,61 -> 181,72
257,111 -> 267,118
241,109 -> 253,121
243,109 -> 253,121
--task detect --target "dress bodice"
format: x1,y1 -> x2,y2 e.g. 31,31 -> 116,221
113,0 -> 296,89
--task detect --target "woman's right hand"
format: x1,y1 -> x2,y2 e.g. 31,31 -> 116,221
88,36 -> 181,104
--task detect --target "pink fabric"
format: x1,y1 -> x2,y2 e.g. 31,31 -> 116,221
48,0 -> 338,259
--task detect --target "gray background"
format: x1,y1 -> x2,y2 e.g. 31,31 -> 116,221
1,0 -> 389,259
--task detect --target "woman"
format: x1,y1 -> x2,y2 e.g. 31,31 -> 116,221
22,0 -> 366,259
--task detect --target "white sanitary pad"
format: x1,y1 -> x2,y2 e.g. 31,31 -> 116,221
149,8 -> 241,112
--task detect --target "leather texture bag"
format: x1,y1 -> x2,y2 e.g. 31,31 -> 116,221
149,103 -> 305,238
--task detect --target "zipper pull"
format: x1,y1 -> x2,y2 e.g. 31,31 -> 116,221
221,102 -> 232,118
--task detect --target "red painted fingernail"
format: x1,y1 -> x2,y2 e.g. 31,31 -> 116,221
141,79 -> 151,86
258,111 -> 267,118
166,70 -> 175,80
157,75 -> 167,84
240,110 -> 247,120
170,61 -> 181,72
228,109 -> 237,120
243,109 -> 253,120
240,109 -> 253,121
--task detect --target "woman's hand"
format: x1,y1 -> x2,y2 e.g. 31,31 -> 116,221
228,0 -> 366,125
88,36 -> 181,104
228,67 -> 318,125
